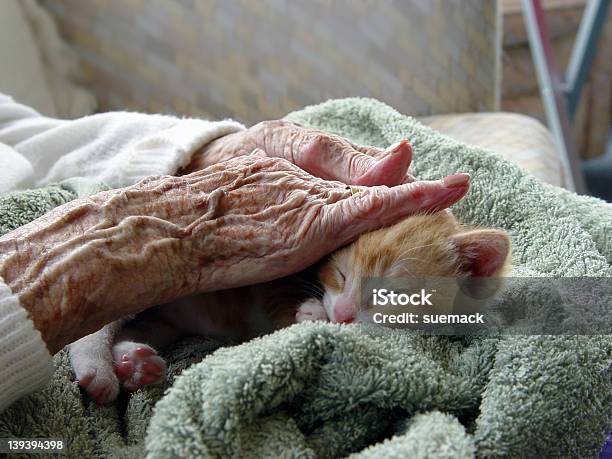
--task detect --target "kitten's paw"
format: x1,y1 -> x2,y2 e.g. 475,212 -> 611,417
112,341 -> 166,392
74,364 -> 120,405
296,299 -> 329,323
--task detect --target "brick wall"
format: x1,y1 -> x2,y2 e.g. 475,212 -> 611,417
42,0 -> 500,125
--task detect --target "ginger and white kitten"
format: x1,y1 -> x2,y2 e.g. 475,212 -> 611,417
69,210 -> 510,404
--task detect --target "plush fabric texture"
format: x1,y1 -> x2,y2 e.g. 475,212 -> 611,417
418,112 -> 565,188
0,98 -> 610,458
0,177 -> 108,237
0,93 -> 245,192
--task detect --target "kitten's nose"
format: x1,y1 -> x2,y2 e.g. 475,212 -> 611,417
334,297 -> 357,324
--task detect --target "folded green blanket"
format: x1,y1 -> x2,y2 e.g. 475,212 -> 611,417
1,98 -> 610,459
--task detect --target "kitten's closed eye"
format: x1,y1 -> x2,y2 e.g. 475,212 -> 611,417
336,267 -> 346,286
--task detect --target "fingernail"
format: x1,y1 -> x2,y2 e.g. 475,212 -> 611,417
386,140 -> 408,155
443,173 -> 470,188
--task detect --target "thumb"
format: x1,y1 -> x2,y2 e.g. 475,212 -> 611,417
353,140 -> 413,186
300,137 -> 412,186
324,173 -> 470,247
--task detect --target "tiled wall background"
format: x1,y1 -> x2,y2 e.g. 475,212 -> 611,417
41,0 -> 500,125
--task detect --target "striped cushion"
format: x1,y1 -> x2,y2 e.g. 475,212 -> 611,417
418,112 -> 564,187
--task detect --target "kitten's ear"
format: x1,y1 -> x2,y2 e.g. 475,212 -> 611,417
450,229 -> 510,277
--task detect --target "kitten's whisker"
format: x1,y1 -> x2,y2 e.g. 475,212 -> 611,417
302,280 -> 323,289
300,281 -> 324,292
301,288 -> 323,298
404,242 -> 438,252
395,256 -> 427,264
397,242 -> 439,258
298,280 -> 324,298
393,241 -> 446,266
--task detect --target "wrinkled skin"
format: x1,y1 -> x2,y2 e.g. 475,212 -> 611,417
182,120 -> 415,185
0,124 -> 469,354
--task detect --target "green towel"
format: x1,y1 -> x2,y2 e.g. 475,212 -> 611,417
0,98 -> 610,458
0,177 -> 109,237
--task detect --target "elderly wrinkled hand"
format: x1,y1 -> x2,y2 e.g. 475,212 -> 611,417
0,153 -> 468,353
182,120 -> 416,185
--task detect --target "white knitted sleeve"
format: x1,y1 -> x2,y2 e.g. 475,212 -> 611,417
0,277 -> 53,412
0,93 -> 246,191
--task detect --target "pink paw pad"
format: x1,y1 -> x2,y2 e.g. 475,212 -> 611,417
112,343 -> 166,392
